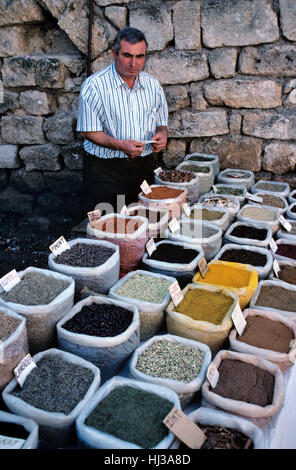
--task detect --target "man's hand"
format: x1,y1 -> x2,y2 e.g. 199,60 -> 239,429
120,140 -> 145,159
151,127 -> 168,153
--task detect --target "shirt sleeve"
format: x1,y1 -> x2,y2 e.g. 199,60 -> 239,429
155,83 -> 168,128
76,80 -> 104,132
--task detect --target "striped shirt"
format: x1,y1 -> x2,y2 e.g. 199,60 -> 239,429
76,62 -> 168,159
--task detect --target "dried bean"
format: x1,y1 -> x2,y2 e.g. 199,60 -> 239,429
115,273 -> 171,303
0,311 -> 21,341
54,243 -> 115,268
219,248 -> 267,266
179,424 -> 253,450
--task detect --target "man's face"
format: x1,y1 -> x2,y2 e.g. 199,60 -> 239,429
112,39 -> 146,82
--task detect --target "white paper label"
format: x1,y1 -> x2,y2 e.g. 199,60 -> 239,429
212,185 -> 217,193
231,303 -> 247,336
269,238 -> 278,253
140,180 -> 152,195
169,280 -> 184,307
197,257 -> 208,278
0,435 -> 25,450
163,406 -> 206,450
273,259 -> 281,278
139,140 -> 157,144
207,362 -> 219,388
246,192 -> 263,203
49,236 -> 70,257
87,209 -> 101,227
279,215 -> 292,232
182,203 -> 191,217
168,217 -> 180,233
146,238 -> 156,256
14,354 -> 37,387
0,269 -> 21,292
154,167 -> 162,176
120,205 -> 128,215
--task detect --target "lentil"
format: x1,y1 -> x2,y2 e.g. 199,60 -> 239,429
149,243 -> 198,264
256,182 -> 287,192
255,284 -> 296,312
240,206 -> 276,222
179,425 -> 253,450
54,243 -> 115,268
0,271 -> 70,306
0,311 -> 21,341
62,303 -> 133,337
115,273 -> 171,303
11,354 -> 94,415
158,169 -> 196,183
216,186 -> 244,197
219,248 -> 267,267
135,340 -> 205,383
229,225 -> 268,241
180,164 -> 210,173
278,265 -> 296,285
141,186 -> 183,200
276,243 -> 296,261
255,193 -> 285,209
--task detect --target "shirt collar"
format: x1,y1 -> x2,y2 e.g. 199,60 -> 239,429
111,62 -> 144,90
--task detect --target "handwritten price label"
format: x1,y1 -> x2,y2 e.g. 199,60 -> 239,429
140,180 -> 152,195
87,209 -> 101,227
146,238 -> 156,256
198,257 -> 208,278
169,280 -> 184,307
279,216 -> 292,232
207,362 -> 219,388
168,217 -> 180,233
14,354 -> 37,387
163,406 -> 206,449
49,236 -> 70,257
231,303 -> 247,336
0,269 -> 21,292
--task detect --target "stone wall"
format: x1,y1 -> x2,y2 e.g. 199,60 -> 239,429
0,0 -> 296,223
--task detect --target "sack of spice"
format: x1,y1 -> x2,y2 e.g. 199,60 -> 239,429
128,334 -> 211,409
2,348 -> 101,448
286,202 -> 296,221
168,219 -> 222,261
176,161 -> 214,196
250,279 -> 296,321
199,193 -> 240,221
184,152 -> 220,177
251,180 -> 290,198
268,260 -> 296,287
229,308 -> 296,371
193,260 -> 258,310
224,221 -> 273,249
126,204 -> 169,239
138,184 -> 188,221
48,238 -> 120,297
57,295 -> 140,383
166,283 -> 238,354
0,410 -> 39,449
154,168 -> 200,204
87,214 -> 148,276
216,169 -> 255,191
237,203 -> 281,234
141,240 -> 205,290
288,189 -> 296,205
248,191 -> 289,215
214,243 -> 273,280
76,376 -> 180,449
109,270 -> 176,342
170,407 -> 264,450
273,239 -> 296,266
0,267 -> 75,355
277,219 -> 296,243
201,350 -> 285,420
0,308 -> 28,391
213,183 -> 247,205
181,204 -> 231,233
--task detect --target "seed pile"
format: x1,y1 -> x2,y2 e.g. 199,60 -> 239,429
278,265 -> 296,285
203,196 -> 237,209
256,182 -> 287,192
216,186 -> 244,196
181,164 -> 210,174
190,208 -> 224,221
158,169 -> 196,183
0,311 -> 21,341
135,340 -> 205,383
115,273 -> 171,303
179,425 -> 253,450
255,285 -> 296,312
276,244 -> 296,260
187,156 -> 215,163
12,355 -> 94,415
149,243 -> 198,264
256,193 -> 285,209
62,303 -> 133,337
240,206 -> 276,221
0,272 -> 70,306
219,248 -> 267,267
0,421 -> 29,441
54,243 -> 115,268
229,225 -> 268,241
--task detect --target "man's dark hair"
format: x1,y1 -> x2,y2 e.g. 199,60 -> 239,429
113,27 -> 148,55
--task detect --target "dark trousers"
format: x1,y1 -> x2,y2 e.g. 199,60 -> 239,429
83,153 -> 158,214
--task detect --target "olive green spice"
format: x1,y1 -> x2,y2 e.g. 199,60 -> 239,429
115,273 -> 171,303
216,186 -> 244,196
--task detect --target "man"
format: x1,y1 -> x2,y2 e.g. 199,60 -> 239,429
77,27 -> 168,213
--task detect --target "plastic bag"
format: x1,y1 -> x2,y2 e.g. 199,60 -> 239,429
0,308 -> 28,391
166,283 -> 237,354
0,410 -> 39,449
273,238 -> 296,266
250,279 -> 296,321
199,192 -> 240,221
109,270 -> 176,342
2,348 -> 101,448
126,204 -> 169,239
268,259 -> 296,285
213,183 -> 247,205
76,376 -> 180,449
214,243 -> 273,280
170,407 -> 264,450
251,180 -> 290,198
168,219 -> 222,261
184,152 -> 220,177
224,221 -> 273,248
286,202 -> 296,221
48,238 -> 120,297
248,191 -> 289,215
128,334 -> 211,408
57,295 -> 140,383
181,203 -> 231,233
288,189 -> 296,205
193,260 -> 258,309
276,219 -> 296,243
216,169 -> 254,190
176,161 -> 214,195
154,170 -> 200,204
237,203 -> 280,233
0,267 -> 75,355
138,184 -> 188,221
201,350 -> 285,419
87,214 -> 149,276
229,308 -> 296,371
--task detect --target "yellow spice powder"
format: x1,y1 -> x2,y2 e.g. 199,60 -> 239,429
173,288 -> 234,325
196,264 -> 251,289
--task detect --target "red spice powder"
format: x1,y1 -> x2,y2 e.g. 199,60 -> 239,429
142,186 -> 183,200
94,216 -> 142,234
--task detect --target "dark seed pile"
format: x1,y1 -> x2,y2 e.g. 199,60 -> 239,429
179,425 -> 253,450
149,243 -> 199,264
219,248 -> 267,267
158,169 -> 196,183
229,225 -> 268,241
54,243 -> 115,268
0,421 -> 29,441
0,311 -> 21,341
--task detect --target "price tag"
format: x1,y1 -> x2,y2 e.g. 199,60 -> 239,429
140,180 -> 152,195
154,167 -> 162,176
207,362 -> 219,388
168,217 -> 180,233
273,259 -> 281,278
0,435 -> 25,450
146,238 -> 156,256
169,280 -> 184,307
279,215 -> 292,232
182,203 -> 191,217
87,209 -> 101,227
197,257 -> 208,278
0,269 -> 21,293
14,354 -> 37,387
212,185 -> 217,193
49,236 -> 70,257
269,238 -> 278,253
163,406 -> 206,450
246,192 -> 263,203
231,303 -> 247,336
120,205 -> 128,216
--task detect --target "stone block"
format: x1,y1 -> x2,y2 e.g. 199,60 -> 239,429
57,93 -> 79,115
169,109 -> 229,138
162,139 -> 187,168
94,0 -> 131,5
0,144 -> 20,168
243,111 -> 296,140
60,142 -> 85,169
263,142 -> 296,175
19,143 -> 61,171
189,83 -> 208,111
44,113 -> 75,144
0,187 -> 35,216
105,6 -> 127,30
0,91 -> 19,113
0,0 -> 45,26
43,169 -> 83,194
0,27 -> 26,57
173,0 -> 201,50
239,44 -> 296,77
35,57 -> 68,89
280,0 -> 296,41
10,168 -> 46,192
208,48 -> 237,79
274,172 -> 296,190
229,113 -> 242,134
2,56 -> 38,87
201,0 -> 279,47
1,115 -> 45,145
91,50 -> 113,74
203,79 -> 282,109
37,0 -> 68,17
163,85 -> 190,113
19,90 -> 56,115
